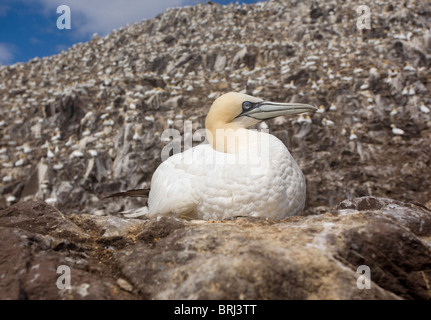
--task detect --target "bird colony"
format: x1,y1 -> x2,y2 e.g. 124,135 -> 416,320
0,0 -> 430,215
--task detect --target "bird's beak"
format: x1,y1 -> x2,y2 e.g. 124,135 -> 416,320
239,101 -> 316,120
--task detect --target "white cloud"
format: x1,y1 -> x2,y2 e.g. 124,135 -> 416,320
36,0 -> 195,36
0,43 -> 16,65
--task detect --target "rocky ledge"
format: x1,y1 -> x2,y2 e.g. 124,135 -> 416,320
1,196 -> 430,300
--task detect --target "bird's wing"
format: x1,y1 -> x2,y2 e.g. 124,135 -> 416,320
104,188 -> 150,198
147,144 -> 219,217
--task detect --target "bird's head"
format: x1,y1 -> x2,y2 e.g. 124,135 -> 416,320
206,91 -> 315,136
206,92 -> 315,129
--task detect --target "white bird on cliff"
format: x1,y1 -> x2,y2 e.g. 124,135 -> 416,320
107,92 -> 316,220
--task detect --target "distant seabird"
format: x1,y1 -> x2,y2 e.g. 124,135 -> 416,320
23,143 -> 32,154
419,102 -> 430,114
15,155 -> 24,167
108,92 -> 315,220
47,148 -> 55,158
316,105 -> 325,114
391,124 -> 404,136
390,108 -> 398,116
53,163 -> 64,170
349,130 -> 358,141
321,118 -> 334,126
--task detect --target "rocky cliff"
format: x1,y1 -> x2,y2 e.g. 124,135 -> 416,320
0,0 -> 430,214
0,0 -> 430,299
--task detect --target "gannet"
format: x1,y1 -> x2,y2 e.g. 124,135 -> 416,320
349,130 -> 358,141
321,118 -> 334,126
391,124 -> 404,136
109,92 -> 316,220
419,102 -> 430,114
316,105 -> 325,114
47,148 -> 55,158
15,155 -> 25,167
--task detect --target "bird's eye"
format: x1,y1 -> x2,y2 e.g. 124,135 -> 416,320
242,101 -> 252,110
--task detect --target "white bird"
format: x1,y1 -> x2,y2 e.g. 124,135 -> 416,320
349,130 -> 357,141
301,115 -> 312,124
145,115 -> 155,122
321,118 -> 334,126
103,119 -> 114,126
65,137 -> 74,147
15,156 -> 24,167
82,128 -> 91,137
284,80 -> 297,90
296,114 -> 306,124
419,102 -> 430,114
41,141 -> 50,149
71,150 -> 84,158
403,63 -> 415,72
53,163 -> 64,170
107,92 -> 316,220
47,148 -> 55,158
23,143 -> 32,154
51,129 -> 61,141
45,198 -> 57,206
391,124 -> 404,136
316,105 -> 325,114
133,127 -> 143,141
88,149 -> 98,157
2,175 -> 13,182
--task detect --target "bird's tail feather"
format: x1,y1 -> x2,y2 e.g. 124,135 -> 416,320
120,206 -> 149,218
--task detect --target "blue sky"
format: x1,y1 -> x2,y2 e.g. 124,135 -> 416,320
0,0 -> 264,65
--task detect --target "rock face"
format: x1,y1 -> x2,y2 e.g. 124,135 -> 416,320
0,0 -> 430,301
0,0 -> 430,215
1,198 -> 430,300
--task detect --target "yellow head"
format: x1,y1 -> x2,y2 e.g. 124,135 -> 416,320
205,92 -> 315,152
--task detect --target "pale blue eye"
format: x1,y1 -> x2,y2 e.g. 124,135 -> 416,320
242,101 -> 252,110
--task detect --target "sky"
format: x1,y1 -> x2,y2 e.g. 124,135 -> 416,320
0,0 -> 264,65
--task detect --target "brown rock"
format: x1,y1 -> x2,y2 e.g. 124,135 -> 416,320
0,201 -> 135,299
1,198 -> 431,299
113,200 -> 431,299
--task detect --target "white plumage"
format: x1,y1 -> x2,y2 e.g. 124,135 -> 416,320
147,130 -> 306,220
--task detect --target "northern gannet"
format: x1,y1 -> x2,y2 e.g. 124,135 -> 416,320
391,124 -> 404,136
419,102 -> 430,114
109,92 -> 316,220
